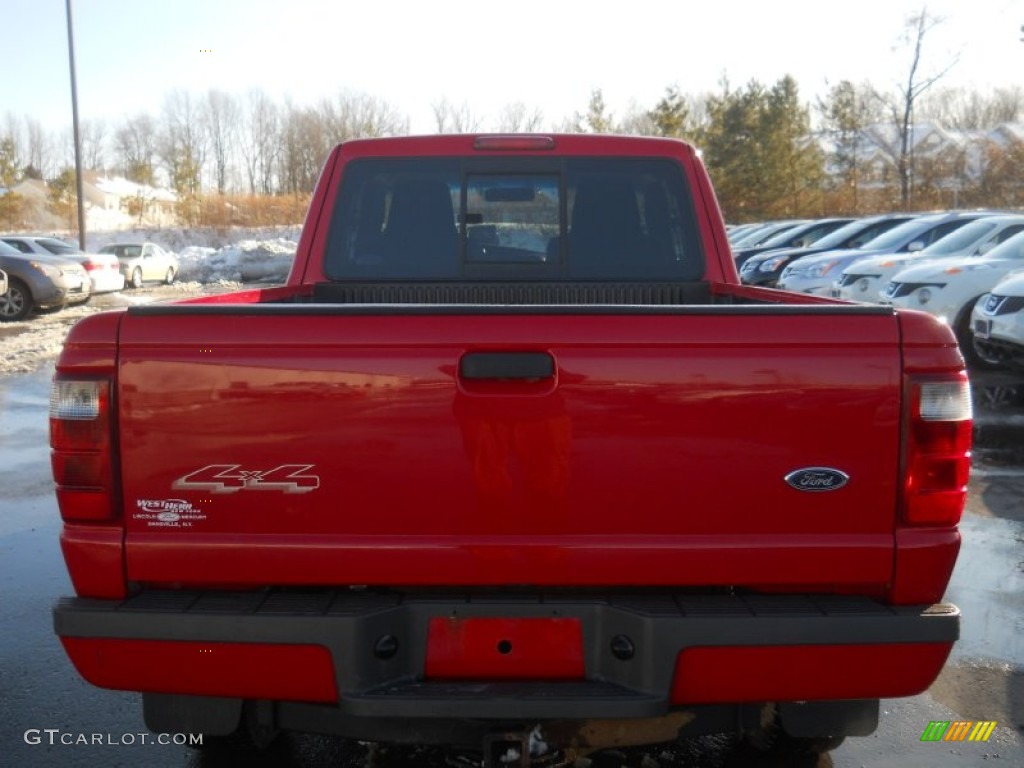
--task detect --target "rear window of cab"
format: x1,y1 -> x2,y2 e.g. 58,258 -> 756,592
324,157 -> 705,282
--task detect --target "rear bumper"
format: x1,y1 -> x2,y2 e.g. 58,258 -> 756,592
55,590 -> 958,720
973,333 -> 1024,371
88,271 -> 125,293
33,278 -> 90,310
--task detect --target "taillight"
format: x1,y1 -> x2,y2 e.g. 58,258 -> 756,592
83,261 -> 99,271
901,375 -> 972,526
50,377 -> 117,522
473,135 -> 556,151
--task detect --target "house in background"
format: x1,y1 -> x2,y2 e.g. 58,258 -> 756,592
818,121 -> 1024,208
1,175 -> 178,231
90,174 -> 178,227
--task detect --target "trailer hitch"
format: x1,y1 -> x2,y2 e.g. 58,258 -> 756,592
482,725 -> 556,768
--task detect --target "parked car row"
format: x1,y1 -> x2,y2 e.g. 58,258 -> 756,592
0,239 -> 91,321
1,235 -> 124,294
0,235 -> 179,322
730,211 -> 1024,372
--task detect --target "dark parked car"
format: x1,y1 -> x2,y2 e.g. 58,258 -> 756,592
733,217 -> 855,269
739,214 -> 918,287
0,240 -> 91,321
728,219 -> 808,249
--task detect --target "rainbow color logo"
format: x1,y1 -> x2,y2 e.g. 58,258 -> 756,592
920,721 -> 997,742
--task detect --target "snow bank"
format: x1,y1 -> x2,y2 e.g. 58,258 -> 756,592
176,239 -> 297,283
86,226 -> 301,254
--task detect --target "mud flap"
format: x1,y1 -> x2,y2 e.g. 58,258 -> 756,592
777,699 -> 879,738
143,693 -> 242,736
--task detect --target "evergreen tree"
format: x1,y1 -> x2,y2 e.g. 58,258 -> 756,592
648,85 -> 690,138
818,81 -> 880,212
701,77 -> 822,221
572,89 -> 615,133
0,137 -> 25,229
765,76 -> 824,216
47,168 -> 77,231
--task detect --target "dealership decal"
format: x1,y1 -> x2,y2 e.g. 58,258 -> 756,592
133,499 -> 207,528
172,464 -> 320,494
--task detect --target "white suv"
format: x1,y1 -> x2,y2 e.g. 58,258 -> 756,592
882,230 -> 1024,366
971,272 -> 1024,371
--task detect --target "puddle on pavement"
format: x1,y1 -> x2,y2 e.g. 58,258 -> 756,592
971,375 -> 1024,466
0,364 -> 55,503
945,511 -> 1024,666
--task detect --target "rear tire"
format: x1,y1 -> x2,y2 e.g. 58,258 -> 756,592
0,278 -> 33,321
955,301 -> 997,371
130,268 -> 143,289
165,267 -> 176,285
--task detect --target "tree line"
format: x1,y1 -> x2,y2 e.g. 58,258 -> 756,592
1,11 -> 1022,228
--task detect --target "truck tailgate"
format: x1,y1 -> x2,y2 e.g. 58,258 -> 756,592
118,306 -> 901,589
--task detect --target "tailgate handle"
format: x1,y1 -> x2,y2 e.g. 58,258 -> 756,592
459,352 -> 554,381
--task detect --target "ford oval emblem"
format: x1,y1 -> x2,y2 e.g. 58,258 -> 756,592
785,468 -> 850,492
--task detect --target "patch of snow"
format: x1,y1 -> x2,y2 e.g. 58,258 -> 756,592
85,226 -> 301,254
94,176 -> 177,202
1,227 -> 291,376
0,304 -> 96,375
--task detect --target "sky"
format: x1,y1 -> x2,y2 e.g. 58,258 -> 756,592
2,0 -> 1022,135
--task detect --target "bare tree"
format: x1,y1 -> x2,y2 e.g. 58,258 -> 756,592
24,117 -> 50,178
159,90 -> 206,198
241,88 -> 279,195
114,113 -> 158,185
888,6 -> 958,206
328,91 -> 408,139
278,101 -> 330,195
918,85 -> 1024,129
432,98 -> 481,133
80,119 -> 106,172
619,100 -> 657,136
495,102 -> 544,132
203,89 -> 240,194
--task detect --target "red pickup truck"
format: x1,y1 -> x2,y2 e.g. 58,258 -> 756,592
50,134 -> 971,764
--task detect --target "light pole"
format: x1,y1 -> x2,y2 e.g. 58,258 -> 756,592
65,0 -> 86,250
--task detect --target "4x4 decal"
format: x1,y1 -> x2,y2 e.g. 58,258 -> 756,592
172,464 -> 320,494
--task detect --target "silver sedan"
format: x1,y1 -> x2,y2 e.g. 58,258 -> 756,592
98,242 -> 179,289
